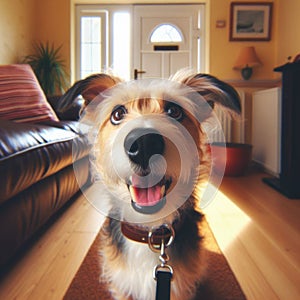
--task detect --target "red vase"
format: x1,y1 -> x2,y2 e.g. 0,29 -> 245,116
210,142 -> 252,176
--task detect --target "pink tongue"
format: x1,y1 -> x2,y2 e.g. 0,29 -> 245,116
133,185 -> 162,206
131,175 -> 162,206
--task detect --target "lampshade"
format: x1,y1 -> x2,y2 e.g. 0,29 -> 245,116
233,47 -> 262,70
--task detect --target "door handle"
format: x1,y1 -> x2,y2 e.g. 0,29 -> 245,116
134,69 -> 146,80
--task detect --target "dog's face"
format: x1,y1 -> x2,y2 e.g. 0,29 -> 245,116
72,73 -> 240,224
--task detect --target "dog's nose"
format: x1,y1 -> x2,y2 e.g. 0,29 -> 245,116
124,128 -> 165,169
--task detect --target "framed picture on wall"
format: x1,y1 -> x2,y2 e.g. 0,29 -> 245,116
230,2 -> 273,41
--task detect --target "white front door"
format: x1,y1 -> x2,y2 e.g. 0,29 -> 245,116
133,4 -> 205,79
75,4 -> 205,81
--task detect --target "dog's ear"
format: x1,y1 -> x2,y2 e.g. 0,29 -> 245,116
57,73 -> 120,113
177,73 -> 241,119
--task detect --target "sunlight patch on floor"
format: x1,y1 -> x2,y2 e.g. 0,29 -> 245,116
203,187 -> 252,251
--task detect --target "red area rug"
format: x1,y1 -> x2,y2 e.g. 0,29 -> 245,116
64,218 -> 246,299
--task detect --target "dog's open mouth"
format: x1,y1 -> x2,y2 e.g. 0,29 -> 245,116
127,175 -> 171,214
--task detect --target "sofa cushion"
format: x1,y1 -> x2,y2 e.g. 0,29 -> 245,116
0,64 -> 59,123
0,119 -> 91,205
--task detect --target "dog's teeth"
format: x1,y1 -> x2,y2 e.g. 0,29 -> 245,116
160,185 -> 165,198
129,185 -> 136,202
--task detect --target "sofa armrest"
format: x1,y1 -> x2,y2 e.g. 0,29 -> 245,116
0,118 -> 90,205
47,95 -> 84,121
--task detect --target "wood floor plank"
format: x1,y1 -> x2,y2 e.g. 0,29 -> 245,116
220,175 -> 300,270
0,230 -> 72,299
55,193 -> 104,235
28,232 -> 97,300
238,224 -> 300,300
205,171 -> 300,300
223,173 -> 300,229
204,191 -> 279,300
0,194 -> 102,300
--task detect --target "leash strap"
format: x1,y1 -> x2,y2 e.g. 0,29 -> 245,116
155,270 -> 172,300
148,224 -> 175,300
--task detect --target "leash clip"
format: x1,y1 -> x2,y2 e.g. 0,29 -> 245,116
148,224 -> 175,300
148,224 -> 175,281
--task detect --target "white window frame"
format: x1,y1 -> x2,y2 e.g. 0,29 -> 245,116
75,6 -> 109,80
150,23 -> 184,43
75,4 -> 132,80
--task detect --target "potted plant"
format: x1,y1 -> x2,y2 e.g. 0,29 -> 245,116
23,42 -> 69,97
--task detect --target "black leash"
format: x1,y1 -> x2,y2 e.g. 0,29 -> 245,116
148,224 -> 175,300
155,270 -> 172,300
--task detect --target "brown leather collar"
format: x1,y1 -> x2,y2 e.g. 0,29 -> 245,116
121,221 -> 177,245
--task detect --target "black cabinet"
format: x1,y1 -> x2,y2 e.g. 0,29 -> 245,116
263,62 -> 300,198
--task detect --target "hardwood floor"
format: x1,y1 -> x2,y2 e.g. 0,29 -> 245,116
205,170 -> 300,300
0,194 -> 105,299
0,170 -> 299,299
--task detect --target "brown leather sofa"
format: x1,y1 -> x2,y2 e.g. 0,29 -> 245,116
0,96 -> 91,269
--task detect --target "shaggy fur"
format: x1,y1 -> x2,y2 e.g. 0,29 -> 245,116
59,71 -> 240,300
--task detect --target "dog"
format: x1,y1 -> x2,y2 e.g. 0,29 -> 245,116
59,71 -> 240,300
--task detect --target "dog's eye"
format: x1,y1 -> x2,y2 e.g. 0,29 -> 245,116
111,106 -> 127,125
165,104 -> 184,121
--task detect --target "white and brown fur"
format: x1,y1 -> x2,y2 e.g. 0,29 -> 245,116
59,71 -> 240,300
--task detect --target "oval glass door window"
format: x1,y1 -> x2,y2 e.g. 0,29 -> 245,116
150,24 -> 183,43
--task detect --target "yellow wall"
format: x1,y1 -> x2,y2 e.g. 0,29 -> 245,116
277,0 -> 300,65
0,0 -> 36,64
0,0 -> 70,68
34,0 -> 71,75
210,0 -> 278,80
1,0 -> 300,81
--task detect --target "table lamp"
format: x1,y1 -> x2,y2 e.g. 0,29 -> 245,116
233,46 -> 262,80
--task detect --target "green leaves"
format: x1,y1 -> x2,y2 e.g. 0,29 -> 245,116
24,42 -> 69,97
